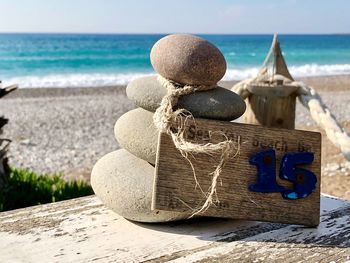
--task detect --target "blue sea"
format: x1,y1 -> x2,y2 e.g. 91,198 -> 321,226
1,34 -> 350,88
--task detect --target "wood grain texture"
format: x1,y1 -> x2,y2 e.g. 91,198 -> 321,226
0,195 -> 348,262
153,118 -> 321,226
244,93 -> 297,129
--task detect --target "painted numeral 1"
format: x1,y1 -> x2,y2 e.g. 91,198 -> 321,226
249,149 -> 285,193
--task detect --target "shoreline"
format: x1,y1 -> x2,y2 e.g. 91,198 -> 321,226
4,74 -> 350,99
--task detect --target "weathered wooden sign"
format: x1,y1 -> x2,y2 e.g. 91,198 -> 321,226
152,118 -> 321,226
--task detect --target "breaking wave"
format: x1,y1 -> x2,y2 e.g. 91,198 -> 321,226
223,63 -> 350,81
3,64 -> 350,88
3,72 -> 154,88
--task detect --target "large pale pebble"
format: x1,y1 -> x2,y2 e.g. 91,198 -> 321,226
91,149 -> 190,223
151,34 -> 226,86
114,108 -> 158,164
126,76 -> 246,121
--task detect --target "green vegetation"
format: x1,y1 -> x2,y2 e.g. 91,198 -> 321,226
0,167 -> 93,212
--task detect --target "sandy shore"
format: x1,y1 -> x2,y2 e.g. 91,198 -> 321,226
1,75 -> 349,200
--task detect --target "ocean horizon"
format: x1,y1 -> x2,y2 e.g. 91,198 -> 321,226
1,33 -> 350,88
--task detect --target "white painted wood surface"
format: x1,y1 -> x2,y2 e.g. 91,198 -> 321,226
0,194 -> 349,262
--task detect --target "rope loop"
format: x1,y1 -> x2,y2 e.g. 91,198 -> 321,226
154,75 -> 239,215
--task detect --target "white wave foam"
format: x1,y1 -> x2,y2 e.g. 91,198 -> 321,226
2,72 -> 154,88
224,63 -> 350,81
223,67 -> 260,80
289,64 -> 350,77
3,64 -> 350,88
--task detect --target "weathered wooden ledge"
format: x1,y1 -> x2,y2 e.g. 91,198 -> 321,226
0,195 -> 349,262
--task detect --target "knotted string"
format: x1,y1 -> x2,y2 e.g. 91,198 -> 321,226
153,75 -> 239,215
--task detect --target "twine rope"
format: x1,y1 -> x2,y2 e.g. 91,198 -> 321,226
154,75 -> 238,215
231,78 -> 254,100
232,78 -> 350,161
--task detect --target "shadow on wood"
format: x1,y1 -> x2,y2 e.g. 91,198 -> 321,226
0,195 -> 348,262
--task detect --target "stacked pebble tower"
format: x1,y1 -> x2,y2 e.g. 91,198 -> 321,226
91,34 -> 246,223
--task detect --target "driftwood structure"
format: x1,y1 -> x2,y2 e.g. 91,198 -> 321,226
0,84 -> 18,188
233,34 -> 350,160
238,34 -> 298,129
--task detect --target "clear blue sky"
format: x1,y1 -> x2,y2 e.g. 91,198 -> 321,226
0,0 -> 349,34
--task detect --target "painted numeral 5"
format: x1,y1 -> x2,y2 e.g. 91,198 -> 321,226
279,152 -> 317,200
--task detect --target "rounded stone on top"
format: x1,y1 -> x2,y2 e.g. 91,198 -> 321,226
150,34 -> 227,86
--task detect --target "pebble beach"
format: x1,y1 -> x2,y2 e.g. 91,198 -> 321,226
1,75 -> 350,200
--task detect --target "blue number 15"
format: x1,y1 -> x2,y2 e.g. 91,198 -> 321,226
249,149 -> 317,200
